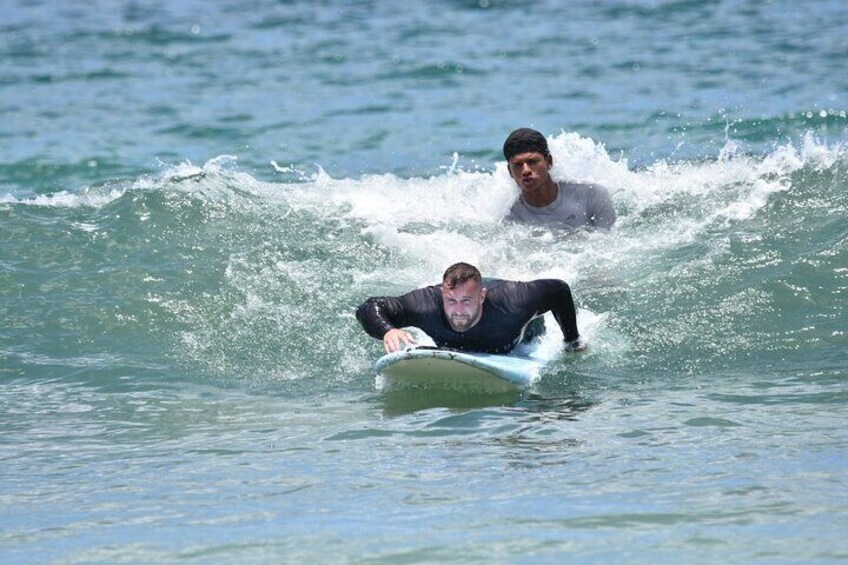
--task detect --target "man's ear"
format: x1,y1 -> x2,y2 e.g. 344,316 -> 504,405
547,154 -> 553,169
480,287 -> 488,301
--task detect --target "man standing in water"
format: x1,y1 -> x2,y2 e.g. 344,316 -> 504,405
356,262 -> 585,354
504,128 -> 616,230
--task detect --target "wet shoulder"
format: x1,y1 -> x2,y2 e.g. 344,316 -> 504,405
559,180 -> 606,199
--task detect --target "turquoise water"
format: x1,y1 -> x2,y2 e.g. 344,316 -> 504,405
2,1 -> 847,562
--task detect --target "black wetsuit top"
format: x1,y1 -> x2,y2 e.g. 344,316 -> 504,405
355,278 -> 580,354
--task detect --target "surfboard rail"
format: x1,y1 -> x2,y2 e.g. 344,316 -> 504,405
374,346 -> 546,393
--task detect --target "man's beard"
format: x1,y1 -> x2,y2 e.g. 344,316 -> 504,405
449,314 -> 473,332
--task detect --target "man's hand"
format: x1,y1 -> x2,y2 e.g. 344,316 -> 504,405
383,329 -> 418,353
563,337 -> 587,352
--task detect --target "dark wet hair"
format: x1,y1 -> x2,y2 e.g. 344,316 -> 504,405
442,262 -> 482,289
502,128 -> 550,160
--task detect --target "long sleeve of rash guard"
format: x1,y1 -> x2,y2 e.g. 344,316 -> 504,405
355,296 -> 404,339
531,279 -> 580,343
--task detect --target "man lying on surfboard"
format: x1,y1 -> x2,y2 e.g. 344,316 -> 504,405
356,262 -> 585,354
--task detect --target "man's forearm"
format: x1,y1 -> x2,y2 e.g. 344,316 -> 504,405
355,297 -> 397,340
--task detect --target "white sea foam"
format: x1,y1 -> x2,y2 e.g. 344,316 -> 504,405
256,132 -> 842,359
0,187 -> 127,208
5,133 -> 839,224
4,133 -> 842,361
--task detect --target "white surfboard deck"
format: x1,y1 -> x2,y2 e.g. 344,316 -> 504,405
374,347 -> 548,394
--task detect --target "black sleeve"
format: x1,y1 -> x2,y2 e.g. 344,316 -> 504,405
532,279 -> 581,343
355,286 -> 436,340
355,296 -> 408,340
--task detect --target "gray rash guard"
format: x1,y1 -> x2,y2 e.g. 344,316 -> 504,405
507,181 -> 616,230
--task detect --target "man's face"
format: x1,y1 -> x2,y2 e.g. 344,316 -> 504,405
507,151 -> 553,193
442,279 -> 487,332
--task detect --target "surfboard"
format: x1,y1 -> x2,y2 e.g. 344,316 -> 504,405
374,346 -> 547,394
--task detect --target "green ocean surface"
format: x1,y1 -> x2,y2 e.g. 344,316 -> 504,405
2,1 -> 847,562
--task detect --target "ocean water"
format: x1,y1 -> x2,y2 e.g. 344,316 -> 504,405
2,0 -> 847,563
